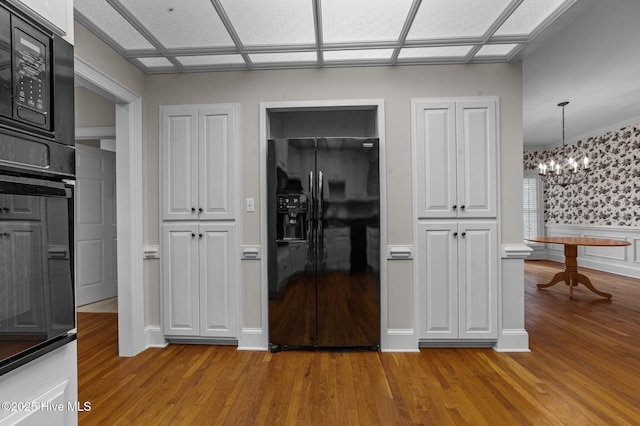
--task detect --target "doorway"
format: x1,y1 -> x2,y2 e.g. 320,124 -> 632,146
74,57 -> 145,357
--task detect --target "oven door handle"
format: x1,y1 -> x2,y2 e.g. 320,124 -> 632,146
0,178 -> 71,198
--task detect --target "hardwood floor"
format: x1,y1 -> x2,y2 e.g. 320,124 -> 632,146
78,260 -> 640,425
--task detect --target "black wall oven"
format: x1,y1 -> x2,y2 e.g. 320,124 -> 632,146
0,0 -> 76,376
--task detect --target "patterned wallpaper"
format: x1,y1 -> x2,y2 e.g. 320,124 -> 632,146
523,124 -> 640,227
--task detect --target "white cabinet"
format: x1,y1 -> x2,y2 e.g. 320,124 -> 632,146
413,99 -> 497,219
16,0 -> 74,42
160,103 -> 240,342
161,105 -> 239,221
162,222 -> 237,339
413,97 -> 500,345
417,221 -> 497,340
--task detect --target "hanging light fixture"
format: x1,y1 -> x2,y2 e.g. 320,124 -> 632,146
538,101 -> 591,187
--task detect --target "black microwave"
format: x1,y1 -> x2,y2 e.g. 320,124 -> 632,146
0,1 -> 74,146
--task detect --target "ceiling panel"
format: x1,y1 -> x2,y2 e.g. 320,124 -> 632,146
176,55 -> 246,66
75,0 -> 155,50
494,0 -> 567,36
118,0 -> 235,49
219,0 -> 316,47
407,0 -> 512,41
136,57 -> 175,68
324,49 -> 394,61
398,45 -> 473,59
321,0 -> 414,44
474,44 -> 519,56
249,51 -> 318,64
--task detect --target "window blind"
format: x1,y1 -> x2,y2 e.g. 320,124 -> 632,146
523,176 -> 539,239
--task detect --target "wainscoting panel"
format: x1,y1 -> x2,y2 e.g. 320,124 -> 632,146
544,224 -> 640,279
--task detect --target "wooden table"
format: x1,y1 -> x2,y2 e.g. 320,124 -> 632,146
526,236 -> 631,299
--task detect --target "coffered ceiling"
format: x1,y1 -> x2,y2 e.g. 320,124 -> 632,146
74,0 -> 577,73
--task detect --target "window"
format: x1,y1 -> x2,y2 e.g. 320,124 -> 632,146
523,172 -> 543,240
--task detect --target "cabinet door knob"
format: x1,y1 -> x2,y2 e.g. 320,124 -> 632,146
198,207 -> 203,213
460,205 -> 466,210
191,233 -> 196,238
191,207 -> 196,212
461,232 -> 466,237
452,205 -> 457,210
453,232 -> 458,237
199,233 -> 203,238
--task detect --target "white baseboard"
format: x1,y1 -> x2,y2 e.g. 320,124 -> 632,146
383,329 -> 419,352
237,328 -> 268,351
494,329 -> 530,352
144,325 -> 168,348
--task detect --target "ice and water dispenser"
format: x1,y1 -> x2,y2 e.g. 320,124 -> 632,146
276,179 -> 308,241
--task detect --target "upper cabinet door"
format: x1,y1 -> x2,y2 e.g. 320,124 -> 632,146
456,100 -> 497,219
414,101 -> 457,219
198,106 -> 238,221
161,107 -> 199,221
413,98 -> 497,220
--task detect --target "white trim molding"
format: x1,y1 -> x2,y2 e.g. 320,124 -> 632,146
383,329 -> 419,352
237,328 -> 268,351
74,55 -> 146,357
75,126 -> 116,140
258,99 -> 387,351
495,244 -> 531,352
145,326 -> 168,348
545,224 -> 640,279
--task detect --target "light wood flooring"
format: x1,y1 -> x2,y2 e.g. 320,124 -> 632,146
78,260 -> 640,425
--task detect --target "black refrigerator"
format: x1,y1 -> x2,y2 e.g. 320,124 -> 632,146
267,137 -> 380,351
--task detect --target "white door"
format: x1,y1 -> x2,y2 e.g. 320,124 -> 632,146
75,145 -> 117,306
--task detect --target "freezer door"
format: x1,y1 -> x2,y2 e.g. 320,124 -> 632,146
315,138 -> 380,348
267,138 -> 317,348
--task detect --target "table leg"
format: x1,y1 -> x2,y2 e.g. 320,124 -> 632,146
536,244 -> 612,299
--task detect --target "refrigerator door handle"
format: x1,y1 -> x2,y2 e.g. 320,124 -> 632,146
318,170 -> 324,262
309,170 -> 315,258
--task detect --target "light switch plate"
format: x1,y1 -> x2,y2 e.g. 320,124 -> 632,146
246,198 -> 255,212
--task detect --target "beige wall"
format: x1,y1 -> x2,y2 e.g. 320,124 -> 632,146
145,63 -> 523,330
74,87 -> 116,128
72,20 -> 523,332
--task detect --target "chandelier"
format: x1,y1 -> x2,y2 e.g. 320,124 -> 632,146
538,101 -> 591,187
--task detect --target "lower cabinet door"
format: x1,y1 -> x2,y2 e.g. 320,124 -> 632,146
199,223 -> 237,338
418,222 -> 459,339
458,222 -> 498,340
162,223 -> 200,336
418,221 -> 497,341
